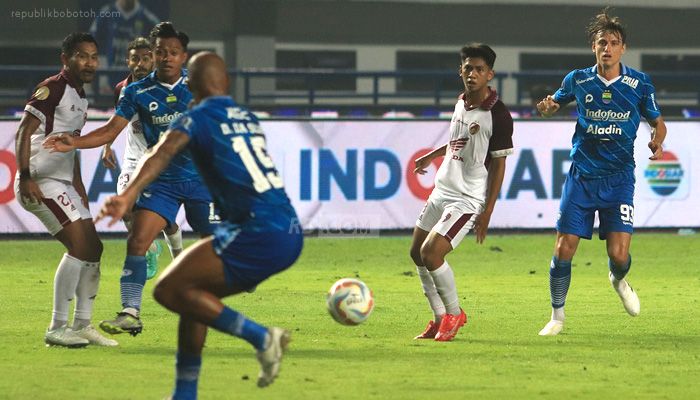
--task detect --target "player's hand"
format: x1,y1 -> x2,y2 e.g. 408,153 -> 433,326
536,95 -> 560,118
18,177 -> 44,204
413,155 -> 432,175
43,134 -> 76,153
473,211 -> 492,244
648,140 -> 663,160
95,195 -> 129,227
101,145 -> 117,169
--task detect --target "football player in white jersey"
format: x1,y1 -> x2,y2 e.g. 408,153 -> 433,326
409,44 -> 514,342
14,33 -> 117,347
100,37 -> 183,280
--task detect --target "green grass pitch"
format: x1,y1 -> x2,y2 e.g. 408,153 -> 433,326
0,233 -> 698,399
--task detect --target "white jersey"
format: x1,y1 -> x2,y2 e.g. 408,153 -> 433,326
22,69 -> 89,182
114,76 -> 148,171
432,89 -> 514,207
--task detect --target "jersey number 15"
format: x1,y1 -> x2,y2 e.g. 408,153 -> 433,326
232,136 -> 283,193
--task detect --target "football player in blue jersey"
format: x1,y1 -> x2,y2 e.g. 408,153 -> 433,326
45,22 -> 216,337
536,8 -> 667,336
95,51 -> 303,396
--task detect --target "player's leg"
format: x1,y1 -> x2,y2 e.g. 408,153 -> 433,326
598,169 -> 639,316
419,204 -> 474,341
100,182 -> 174,335
410,199 -> 446,338
605,232 -> 639,315
600,196 -> 639,316
172,316 -> 207,400
15,179 -> 98,347
154,233 -> 299,392
539,167 -> 592,336
156,225 -> 302,387
539,232 -> 580,336
100,208 -> 168,335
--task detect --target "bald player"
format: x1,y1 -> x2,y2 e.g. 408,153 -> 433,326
95,52 -> 303,397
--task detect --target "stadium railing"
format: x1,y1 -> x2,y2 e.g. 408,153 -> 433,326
1,65 -> 698,116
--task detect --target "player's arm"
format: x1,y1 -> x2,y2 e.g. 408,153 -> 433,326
96,129 -> 190,226
647,116 -> 667,160
474,156 -> 507,244
71,151 -> 89,208
44,114 -> 129,152
15,112 -> 44,203
413,144 -> 447,175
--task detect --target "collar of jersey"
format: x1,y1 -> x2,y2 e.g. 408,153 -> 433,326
459,87 -> 499,111
148,69 -> 188,88
59,68 -> 86,98
589,63 -> 629,76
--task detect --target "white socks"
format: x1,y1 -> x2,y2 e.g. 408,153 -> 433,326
430,261 -> 460,315
164,227 -> 183,258
551,307 -> 565,322
416,266 -> 446,322
74,261 -> 101,329
50,254 -> 82,330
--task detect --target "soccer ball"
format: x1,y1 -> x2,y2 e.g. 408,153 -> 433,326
326,278 -> 374,326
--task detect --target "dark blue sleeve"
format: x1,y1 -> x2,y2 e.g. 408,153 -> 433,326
553,70 -> 576,105
169,112 -> 198,141
114,84 -> 137,121
640,73 -> 662,121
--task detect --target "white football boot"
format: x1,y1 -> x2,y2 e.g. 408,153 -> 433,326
609,272 -> 640,316
256,327 -> 291,388
45,326 -> 89,348
74,325 -> 119,346
538,319 -> 564,336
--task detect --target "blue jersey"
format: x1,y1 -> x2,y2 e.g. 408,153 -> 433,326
554,64 -> 661,178
116,70 -> 201,183
169,96 -> 297,232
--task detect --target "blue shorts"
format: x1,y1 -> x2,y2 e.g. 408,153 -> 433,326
212,222 -> 304,290
557,165 -> 635,240
135,179 -> 216,235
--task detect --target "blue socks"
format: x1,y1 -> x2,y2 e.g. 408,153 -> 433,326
173,352 -> 201,400
211,307 -> 269,351
549,256 -> 572,309
609,254 -> 632,280
120,255 -> 147,311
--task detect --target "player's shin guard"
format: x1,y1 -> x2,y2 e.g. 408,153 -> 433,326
74,261 -> 100,329
120,255 -> 147,313
51,254 -> 82,330
211,307 -> 269,351
164,227 -> 184,258
549,257 -> 572,310
173,352 -> 201,400
416,265 -> 446,321
609,254 -> 631,281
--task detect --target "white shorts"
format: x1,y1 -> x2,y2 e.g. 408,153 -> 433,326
14,177 -> 92,235
415,196 -> 479,248
117,160 -> 139,195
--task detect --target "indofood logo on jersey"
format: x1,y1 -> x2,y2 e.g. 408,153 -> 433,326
644,151 -> 684,196
585,109 -> 631,121
152,111 -> 183,125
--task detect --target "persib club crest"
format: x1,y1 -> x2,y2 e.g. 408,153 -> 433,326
644,151 -> 684,196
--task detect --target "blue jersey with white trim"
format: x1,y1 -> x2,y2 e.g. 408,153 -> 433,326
115,69 -> 200,182
169,96 -> 297,231
554,64 -> 661,178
